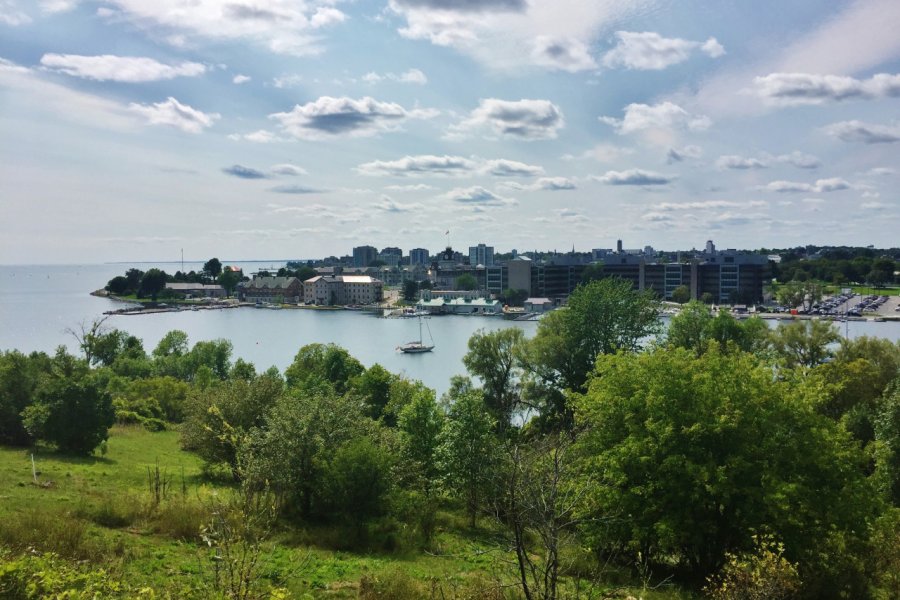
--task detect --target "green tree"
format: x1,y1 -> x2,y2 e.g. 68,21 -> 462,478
775,280 -> 822,312
768,319 -> 840,370
403,279 -> 419,302
140,268 -> 168,302
203,257 -> 223,282
217,269 -> 242,295
666,300 -> 713,355
22,349 -> 114,455
521,278 -> 661,426
284,343 -> 364,395
580,262 -> 605,284
398,389 -> 445,494
868,257 -> 896,287
124,268 -> 144,292
876,384 -> 900,505
437,390 -> 497,527
152,330 -> 191,379
324,437 -> 393,531
105,275 -> 129,295
501,288 -> 529,307
671,284 -> 691,304
463,328 -> 526,429
574,347 -> 877,590
350,364 -> 396,420
455,273 -> 477,291
0,350 -> 50,445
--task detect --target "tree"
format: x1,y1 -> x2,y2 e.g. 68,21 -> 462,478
775,280 -> 822,312
124,268 -> 144,292
284,343 -> 364,395
521,278 -> 661,425
768,319 -> 839,370
463,328 -> 526,429
876,384 -> 900,505
455,273 -> 477,291
671,284 -> 691,304
580,262 -> 605,284
140,268 -> 168,302
0,350 -> 50,445
666,301 -> 713,355
203,258 -> 223,282
398,390 -> 445,495
501,288 -> 529,307
324,437 -> 393,532
22,349 -> 114,455
218,269 -> 242,296
868,257 -> 896,287
437,390 -> 497,527
403,279 -> 419,302
667,304 -> 770,357
574,347 -> 877,591
106,275 -> 129,295
350,364 -> 396,420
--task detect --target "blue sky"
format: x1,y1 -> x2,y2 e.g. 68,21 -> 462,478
1,0 -> 898,264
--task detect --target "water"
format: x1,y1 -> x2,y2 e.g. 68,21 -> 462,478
0,263 -> 539,396
1,264 -> 898,396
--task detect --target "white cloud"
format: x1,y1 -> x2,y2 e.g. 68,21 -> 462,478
40,0 -> 79,13
762,177 -> 852,193
272,74 -> 304,88
483,159 -> 544,177
374,195 -> 423,212
824,120 -> 900,144
716,155 -> 767,170
40,54 -> 206,82
531,36 -> 597,72
861,201 -> 888,210
0,1 -> 31,25
775,151 -> 820,169
362,68 -> 428,84
666,145 -> 702,163
269,96 -> 437,139
357,155 -> 478,177
450,98 -> 564,140
228,129 -> 287,143
753,72 -> 900,105
593,169 -> 675,186
865,167 -> 896,176
440,186 -> 516,206
384,183 -> 436,191
233,74 -> 251,84
129,97 -> 220,133
562,143 -> 634,163
99,0 -> 348,57
602,31 -> 725,70
600,101 -> 711,134
500,177 -> 576,192
270,163 -> 307,176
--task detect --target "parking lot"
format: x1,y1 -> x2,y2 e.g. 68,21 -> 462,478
808,292 -> 900,318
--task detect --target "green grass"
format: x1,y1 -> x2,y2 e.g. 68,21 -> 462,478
0,427 -> 694,598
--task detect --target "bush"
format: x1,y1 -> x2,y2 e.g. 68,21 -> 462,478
705,535 -> 801,600
0,549 -> 140,599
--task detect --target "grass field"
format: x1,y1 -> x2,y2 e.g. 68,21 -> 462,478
0,427 -> 692,598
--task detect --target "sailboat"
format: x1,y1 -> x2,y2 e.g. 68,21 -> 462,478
398,316 -> 434,353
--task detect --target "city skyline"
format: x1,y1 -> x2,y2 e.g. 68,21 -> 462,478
1,0 -> 899,264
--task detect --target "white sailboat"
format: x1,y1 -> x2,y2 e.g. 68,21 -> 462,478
398,316 -> 434,353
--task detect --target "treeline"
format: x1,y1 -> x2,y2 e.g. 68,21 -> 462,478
104,258 -> 246,300
769,245 -> 899,286
1,278 -> 899,598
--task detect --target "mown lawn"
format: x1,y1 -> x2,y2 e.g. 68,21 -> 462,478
0,427 -> 693,598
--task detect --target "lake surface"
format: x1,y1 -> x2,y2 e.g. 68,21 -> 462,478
2,263 -> 898,396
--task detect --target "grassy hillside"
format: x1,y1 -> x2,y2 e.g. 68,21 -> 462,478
0,427 -> 691,599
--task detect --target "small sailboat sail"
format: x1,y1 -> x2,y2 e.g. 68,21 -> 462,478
398,316 -> 434,353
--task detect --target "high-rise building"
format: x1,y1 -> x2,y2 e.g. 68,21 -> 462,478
409,248 -> 430,266
352,245 -> 377,268
379,247 -> 403,268
468,243 -> 495,267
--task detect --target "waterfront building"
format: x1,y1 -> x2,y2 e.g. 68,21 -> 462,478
164,282 -> 226,298
468,243 -> 495,267
303,274 -> 383,305
352,245 -> 377,268
416,290 -> 501,315
237,277 -> 303,304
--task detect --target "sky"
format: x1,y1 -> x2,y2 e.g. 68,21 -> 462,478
1,0 -> 898,264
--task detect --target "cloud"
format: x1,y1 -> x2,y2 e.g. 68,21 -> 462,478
273,73 -> 304,88
716,155 -> 767,170
531,36 -> 597,72
233,74 -> 251,84
374,195 -> 422,212
393,0 -> 526,11
753,72 -> 900,105
652,200 -> 762,211
98,0 -> 347,57
666,145 -> 702,163
269,96 -> 437,139
866,167 -> 896,176
222,165 -> 269,179
862,201 -> 887,210
593,169 -> 675,186
762,178 -> 851,193
270,163 -> 307,176
450,98 -> 564,140
40,54 -> 206,82
775,151 -> 820,169
362,68 -> 428,84
600,101 -> 710,134
441,186 -> 515,206
227,129 -> 289,143
824,120 -> 900,144
385,183 -> 436,191
500,177 -> 577,192
129,97 -> 219,133
356,155 -> 544,178
562,143 -> 634,163
357,155 -> 478,177
483,159 -> 544,177
602,31 -> 725,70
269,184 -> 323,194
0,1 -> 31,25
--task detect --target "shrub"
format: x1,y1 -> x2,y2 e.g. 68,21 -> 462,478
705,535 -> 801,600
